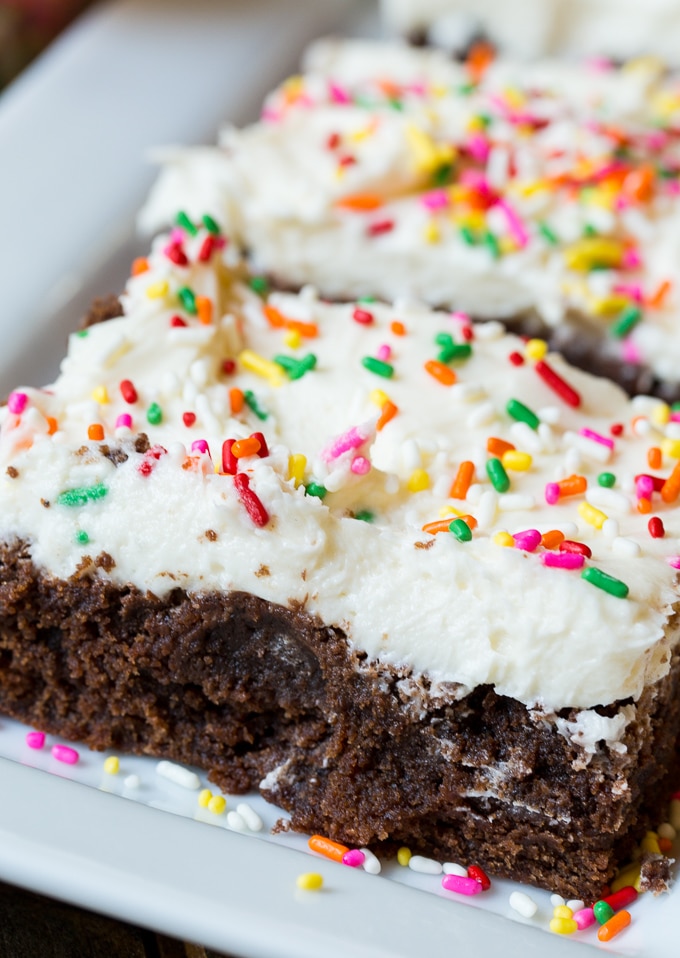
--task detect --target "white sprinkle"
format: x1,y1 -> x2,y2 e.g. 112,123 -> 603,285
563,446 -> 581,474
466,401 -> 496,428
602,518 -> 620,539
474,320 -> 504,340
498,493 -> 535,511
442,862 -> 468,877
360,848 -> 381,874
510,421 -> 543,453
585,487 -> 631,514
538,422 -> 556,454
156,760 -> 201,790
631,417 -> 651,438
401,438 -> 422,471
567,899 -> 585,912
476,490 -> 498,530
658,822 -> 677,840
190,358 -> 210,387
563,431 -> 611,463
538,406 -> 561,425
550,893 -> 565,907
226,810 -> 248,832
450,383 -> 487,403
123,774 -> 140,789
408,855 -> 442,875
465,483 -> 483,505
631,395 -> 662,415
666,422 -> 680,440
509,891 -> 538,918
612,537 -> 641,558
236,802 -> 263,832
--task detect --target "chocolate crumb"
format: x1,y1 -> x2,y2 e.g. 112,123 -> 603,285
6,467 -> 18,479
100,444 -> 129,466
205,530 -> 218,542
81,295 -> 124,329
95,552 -> 116,573
639,852 -> 674,894
134,433 -> 151,455
40,499 -> 50,509
415,540 -> 434,550
73,556 -> 94,579
255,565 -> 270,578
301,569 -> 307,581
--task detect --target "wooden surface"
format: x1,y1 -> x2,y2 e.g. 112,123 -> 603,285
0,881 -> 237,958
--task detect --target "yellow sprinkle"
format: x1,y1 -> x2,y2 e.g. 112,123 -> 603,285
296,872 -> 323,891
549,917 -> 577,935
407,469 -> 430,493
197,788 -> 212,808
405,124 -> 456,175
397,847 -> 412,867
611,862 -> 641,893
284,329 -> 302,350
553,905 -> 573,920
503,87 -> 524,109
238,349 -> 285,387
502,450 -> 532,472
103,756 -> 119,775
661,438 -> 680,459
349,119 -> 378,143
455,210 -> 485,231
499,236 -> 517,255
208,795 -> 227,815
524,339 -> 548,362
578,501 -> 607,529
589,295 -> 631,317
651,403 -> 671,426
493,531 -> 515,548
145,280 -> 169,300
423,221 -> 441,244
439,505 -> 463,518
369,389 -> 390,408
564,238 -> 624,271
92,385 -> 109,405
640,832 -> 661,855
288,453 -> 307,487
519,178 -> 550,197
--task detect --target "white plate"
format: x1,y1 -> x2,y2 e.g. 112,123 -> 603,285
0,2 -> 677,956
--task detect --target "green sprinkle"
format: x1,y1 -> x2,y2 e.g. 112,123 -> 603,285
177,286 -> 197,315
457,83 -> 476,95
538,221 -> 558,245
201,213 -> 220,235
484,231 -> 501,259
248,276 -> 269,296
147,402 -> 163,426
438,343 -> 472,363
672,401 -> 680,412
358,296 -> 376,304
593,901 -> 615,925
362,356 -> 394,378
355,510 -> 374,522
449,518 -> 472,542
75,531 -> 90,544
611,305 -> 642,339
659,167 -> 677,180
388,98 -> 404,112
435,333 -> 454,348
57,485 -> 108,507
243,390 -> 268,421
176,210 -> 198,236
486,457 -> 510,493
76,329 -> 89,339
305,482 -> 327,499
460,226 -> 477,246
477,113 -> 492,129
506,398 -> 540,430
598,472 -> 616,488
273,354 -> 317,380
581,566 -> 629,599
432,163 -> 453,187
582,223 -> 597,237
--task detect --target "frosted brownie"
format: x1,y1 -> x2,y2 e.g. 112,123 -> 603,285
0,221 -> 679,898
142,39 -> 680,401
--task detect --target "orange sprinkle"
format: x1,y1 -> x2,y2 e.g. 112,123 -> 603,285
376,400 -> 398,431
424,359 -> 456,386
196,295 -> 213,325
648,446 -> 662,470
637,498 -> 652,514
647,279 -> 672,309
624,164 -> 655,203
449,461 -> 475,500
232,437 -> 261,458
662,461 -> 680,503
334,193 -> 384,212
87,424 -> 104,441
229,388 -> 245,415
263,304 -> 286,328
466,40 -> 495,82
541,529 -> 565,550
390,320 -> 406,336
597,909 -> 631,942
263,304 -> 317,337
131,256 -> 149,276
557,474 -> 587,497
308,835 -> 349,863
46,417 -> 58,436
487,436 -> 515,457
458,514 -> 478,530
659,836 -> 673,854
422,519 -> 455,535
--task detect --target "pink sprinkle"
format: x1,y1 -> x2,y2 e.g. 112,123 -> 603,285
377,344 -> 392,361
191,439 -> 210,455
573,907 -> 596,930
115,413 -> 132,429
7,392 -> 28,415
497,199 -> 529,247
623,248 -> 642,270
351,456 -> 371,475
622,338 -> 642,364
420,189 -> 449,211
667,556 -> 680,569
450,311 -> 471,325
26,731 -> 45,750
466,133 -> 490,163
636,475 -> 654,499
329,82 -> 351,104
169,227 -> 185,245
52,744 -> 79,765
542,552 -> 585,570
666,180 -> 680,197
670,412 -> 680,423
323,425 -> 368,461
442,874 -> 483,896
545,482 -> 560,505
613,283 -> 643,303
261,107 -> 281,123
512,529 -> 541,552
579,427 -> 614,449
342,849 -> 366,868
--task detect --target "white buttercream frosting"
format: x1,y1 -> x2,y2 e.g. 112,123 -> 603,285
141,39 -> 680,385
1,227 -> 678,711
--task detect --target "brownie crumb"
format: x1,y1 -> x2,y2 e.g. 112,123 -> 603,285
205,530 -> 218,542
134,433 -> 151,454
6,467 -> 18,479
100,444 -> 129,467
94,553 -> 116,573
73,556 -> 94,578
415,540 -> 434,550
81,295 -> 124,329
40,499 -> 50,509
301,570 -> 307,581
255,565 -> 270,578
639,853 -> 675,894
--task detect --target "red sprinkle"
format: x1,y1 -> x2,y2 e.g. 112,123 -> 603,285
534,359 -> 581,407
648,516 -> 665,538
170,315 -> 187,328
467,864 -> 491,890
367,219 -> 395,236
610,423 -> 624,436
326,132 -> 341,150
222,439 -> 237,476
198,235 -> 216,263
119,379 -> 138,404
251,431 -> 269,458
352,308 -> 374,325
635,473 -> 666,493
222,359 -> 237,375
338,154 -> 356,168
182,412 -> 196,427
559,539 -> 592,558
233,472 -> 269,527
461,326 -> 474,341
508,351 -> 524,366
166,243 -> 189,267
603,886 -> 638,911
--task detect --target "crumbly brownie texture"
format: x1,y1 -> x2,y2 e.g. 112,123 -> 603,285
81,295 -> 124,329
0,537 -> 677,900
141,40 -> 680,400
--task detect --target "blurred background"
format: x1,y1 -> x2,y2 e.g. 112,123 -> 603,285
0,0 -> 94,88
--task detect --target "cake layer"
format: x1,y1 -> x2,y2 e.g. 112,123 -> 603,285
141,40 -> 680,397
0,538 -> 677,900
1,227 -> 679,711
